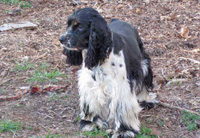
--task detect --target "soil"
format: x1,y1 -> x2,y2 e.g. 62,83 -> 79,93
0,0 -> 199,138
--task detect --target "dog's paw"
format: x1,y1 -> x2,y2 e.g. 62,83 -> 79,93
79,120 -> 96,131
94,117 -> 109,130
111,130 -> 136,138
140,101 -> 155,110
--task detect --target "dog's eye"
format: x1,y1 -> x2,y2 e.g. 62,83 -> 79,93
78,25 -> 84,31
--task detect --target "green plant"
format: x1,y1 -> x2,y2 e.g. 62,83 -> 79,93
136,125 -> 157,138
156,119 -> 164,127
0,87 -> 5,93
74,115 -> 80,123
0,120 -> 22,133
12,104 -> 23,108
48,93 -> 61,101
43,134 -> 64,138
60,94 -> 67,100
79,127 -> 109,138
0,0 -> 31,8
28,63 -> 66,83
28,68 -> 66,83
19,1 -> 31,8
12,61 -> 34,72
181,111 -> 200,131
29,133 -> 66,138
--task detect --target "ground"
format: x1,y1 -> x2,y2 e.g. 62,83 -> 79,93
0,0 -> 200,138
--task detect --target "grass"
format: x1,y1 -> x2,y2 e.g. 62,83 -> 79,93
29,133 -> 66,138
48,93 -> 61,101
0,120 -> 22,133
156,119 -> 164,127
23,62 -> 66,84
12,62 -> 66,84
77,126 -> 156,138
78,127 -> 109,138
181,111 -> 200,131
74,115 -> 80,123
136,125 -> 157,138
0,0 -> 31,8
12,61 -> 34,72
0,87 -> 5,93
48,93 -> 68,101
12,103 -> 23,108
28,68 -> 66,83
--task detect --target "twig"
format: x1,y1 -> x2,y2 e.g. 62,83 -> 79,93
166,78 -> 187,86
33,52 -> 48,61
0,79 -> 11,86
180,57 -> 200,64
158,101 -> 200,116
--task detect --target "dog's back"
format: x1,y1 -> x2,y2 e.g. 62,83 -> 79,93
109,19 -> 153,91
108,19 -> 142,58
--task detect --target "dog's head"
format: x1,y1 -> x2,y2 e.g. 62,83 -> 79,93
60,8 -> 112,68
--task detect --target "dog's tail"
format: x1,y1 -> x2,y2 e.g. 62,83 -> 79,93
138,37 -> 154,91
109,18 -> 119,23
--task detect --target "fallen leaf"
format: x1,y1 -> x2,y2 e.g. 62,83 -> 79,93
52,39 -> 60,46
136,8 -> 141,14
117,4 -> 124,9
160,15 -> 171,21
189,100 -> 198,106
151,128 -> 162,136
170,13 -> 176,20
180,26 -> 189,38
143,0 -> 150,4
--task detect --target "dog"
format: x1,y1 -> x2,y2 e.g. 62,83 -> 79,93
59,8 -> 157,138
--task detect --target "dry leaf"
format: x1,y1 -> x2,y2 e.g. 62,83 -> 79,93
117,4 -> 124,9
189,100 -> 198,106
143,0 -> 150,4
151,128 -> 162,136
136,8 -> 141,14
52,39 -> 60,46
160,16 -> 171,21
180,26 -> 189,38
170,13 -> 176,20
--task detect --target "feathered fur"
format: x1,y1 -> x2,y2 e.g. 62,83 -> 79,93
59,8 -> 157,138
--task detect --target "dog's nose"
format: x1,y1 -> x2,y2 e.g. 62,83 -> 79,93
59,35 -> 67,44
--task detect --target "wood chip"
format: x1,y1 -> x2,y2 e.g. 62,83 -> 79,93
0,21 -> 37,32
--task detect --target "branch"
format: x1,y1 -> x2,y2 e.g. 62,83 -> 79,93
158,101 -> 200,116
180,57 -> 200,64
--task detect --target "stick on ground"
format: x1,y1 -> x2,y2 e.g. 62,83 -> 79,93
158,101 -> 200,116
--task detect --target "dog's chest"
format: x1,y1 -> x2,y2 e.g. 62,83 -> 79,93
78,50 -> 127,99
78,50 -> 131,118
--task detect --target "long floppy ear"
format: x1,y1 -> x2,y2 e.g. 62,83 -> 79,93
85,15 -> 112,69
63,48 -> 83,65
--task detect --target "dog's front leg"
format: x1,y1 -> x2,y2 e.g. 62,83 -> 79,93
108,81 -> 142,138
78,67 -> 109,131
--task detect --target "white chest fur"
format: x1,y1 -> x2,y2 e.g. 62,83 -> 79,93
78,50 -> 141,130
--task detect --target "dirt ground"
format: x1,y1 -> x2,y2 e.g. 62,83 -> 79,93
0,0 -> 200,138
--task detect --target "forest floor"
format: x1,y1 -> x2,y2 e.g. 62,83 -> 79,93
0,0 -> 200,138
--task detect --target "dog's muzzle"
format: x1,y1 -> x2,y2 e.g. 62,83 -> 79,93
59,34 -> 78,51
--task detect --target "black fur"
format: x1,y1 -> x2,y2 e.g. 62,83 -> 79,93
79,120 -> 93,130
59,8 -> 154,138
63,49 -> 82,65
140,101 -> 155,110
85,12 -> 112,69
118,124 -> 138,137
109,20 -> 153,94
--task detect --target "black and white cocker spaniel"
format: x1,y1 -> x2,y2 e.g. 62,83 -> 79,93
60,8 -> 157,138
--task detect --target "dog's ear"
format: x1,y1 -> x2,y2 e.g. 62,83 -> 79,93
63,48 -> 82,65
85,15 -> 112,69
